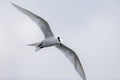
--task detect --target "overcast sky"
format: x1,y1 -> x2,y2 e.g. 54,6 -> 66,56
0,0 -> 120,80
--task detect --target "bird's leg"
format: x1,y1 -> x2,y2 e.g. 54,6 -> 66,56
27,42 -> 44,52
38,42 -> 44,48
34,42 -> 44,52
60,43 -> 62,47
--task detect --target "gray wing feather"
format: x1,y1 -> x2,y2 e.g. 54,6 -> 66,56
55,44 -> 86,80
11,3 -> 54,38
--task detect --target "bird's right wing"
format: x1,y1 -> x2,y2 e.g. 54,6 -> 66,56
11,3 -> 54,38
55,44 -> 86,80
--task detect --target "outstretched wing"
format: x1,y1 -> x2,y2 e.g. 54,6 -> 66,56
55,44 -> 86,80
11,3 -> 54,38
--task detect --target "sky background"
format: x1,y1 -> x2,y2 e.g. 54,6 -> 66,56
0,0 -> 120,80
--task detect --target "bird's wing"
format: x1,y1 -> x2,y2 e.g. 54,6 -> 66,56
11,3 -> 54,38
55,44 -> 86,80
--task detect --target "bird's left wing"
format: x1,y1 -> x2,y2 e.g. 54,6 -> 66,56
55,44 -> 86,80
11,3 -> 54,38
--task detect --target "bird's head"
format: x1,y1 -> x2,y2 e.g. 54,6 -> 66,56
57,37 -> 63,43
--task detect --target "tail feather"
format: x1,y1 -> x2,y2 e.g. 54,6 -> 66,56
27,42 -> 41,52
27,43 -> 39,46
35,47 -> 40,52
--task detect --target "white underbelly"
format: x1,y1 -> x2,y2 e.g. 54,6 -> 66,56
43,38 -> 59,47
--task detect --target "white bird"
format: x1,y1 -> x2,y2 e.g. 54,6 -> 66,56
11,3 -> 86,80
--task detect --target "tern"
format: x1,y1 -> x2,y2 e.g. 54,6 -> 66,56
11,3 -> 86,80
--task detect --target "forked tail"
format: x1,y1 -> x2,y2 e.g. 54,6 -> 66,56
27,42 -> 42,52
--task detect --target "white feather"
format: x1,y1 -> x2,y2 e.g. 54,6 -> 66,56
56,44 -> 86,80
11,3 -> 86,80
11,3 -> 54,38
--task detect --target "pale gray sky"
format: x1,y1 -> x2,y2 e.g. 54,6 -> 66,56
0,0 -> 120,80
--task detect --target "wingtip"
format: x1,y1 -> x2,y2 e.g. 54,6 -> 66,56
82,75 -> 86,80
9,1 -> 15,6
81,72 -> 86,80
10,2 -> 19,9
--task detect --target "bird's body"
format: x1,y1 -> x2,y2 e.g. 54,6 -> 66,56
42,37 -> 60,47
28,37 -> 60,51
39,37 -> 60,48
11,3 -> 86,80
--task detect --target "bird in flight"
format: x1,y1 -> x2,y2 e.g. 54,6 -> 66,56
11,3 -> 86,80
